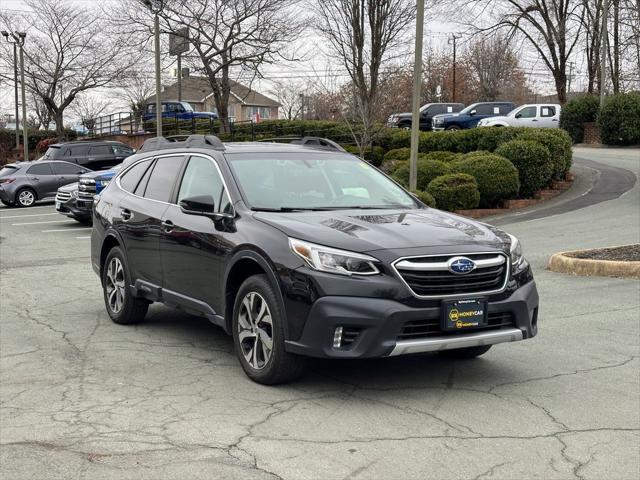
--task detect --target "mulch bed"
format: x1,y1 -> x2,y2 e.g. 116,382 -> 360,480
565,244 -> 640,262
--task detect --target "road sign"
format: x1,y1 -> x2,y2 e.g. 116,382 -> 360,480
169,27 -> 189,56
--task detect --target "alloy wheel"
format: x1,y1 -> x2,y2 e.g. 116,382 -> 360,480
18,190 -> 35,207
105,257 -> 126,314
237,291 -> 274,370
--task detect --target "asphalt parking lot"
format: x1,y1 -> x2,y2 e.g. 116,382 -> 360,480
1,148 -> 639,480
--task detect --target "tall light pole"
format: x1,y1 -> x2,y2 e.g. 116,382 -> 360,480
448,33 -> 462,103
599,0 -> 609,107
145,0 -> 164,137
16,32 -> 27,161
2,31 -> 20,151
409,0 -> 425,192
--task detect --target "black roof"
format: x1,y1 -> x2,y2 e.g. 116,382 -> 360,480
50,140 -> 129,148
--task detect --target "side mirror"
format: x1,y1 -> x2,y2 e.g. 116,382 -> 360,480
180,195 -> 216,215
515,113 -> 522,119
469,110 -> 477,116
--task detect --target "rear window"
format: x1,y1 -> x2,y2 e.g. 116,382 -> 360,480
119,159 -> 153,193
43,146 -> 61,159
0,165 -> 19,177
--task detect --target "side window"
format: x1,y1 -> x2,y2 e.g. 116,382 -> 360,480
89,145 -> 111,156
52,162 -> 86,175
112,145 -> 133,155
541,106 -> 556,117
26,163 -> 54,175
119,159 -> 153,193
517,106 -> 537,118
177,156 -> 231,213
70,146 -> 90,156
499,104 -> 513,114
475,104 -> 493,115
425,105 -> 443,116
143,156 -> 185,202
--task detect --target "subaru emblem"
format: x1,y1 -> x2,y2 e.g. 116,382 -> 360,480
448,257 -> 476,274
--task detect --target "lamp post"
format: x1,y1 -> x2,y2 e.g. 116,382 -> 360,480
409,0 -> 425,191
145,0 -> 164,137
15,32 -> 27,161
1,31 -> 20,151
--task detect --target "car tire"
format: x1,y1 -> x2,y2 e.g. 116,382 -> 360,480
439,345 -> 492,359
102,246 -> 149,325
445,125 -> 461,131
15,188 -> 37,207
400,123 -> 411,130
232,274 -> 306,385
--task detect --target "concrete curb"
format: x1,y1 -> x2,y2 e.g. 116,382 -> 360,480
548,248 -> 640,279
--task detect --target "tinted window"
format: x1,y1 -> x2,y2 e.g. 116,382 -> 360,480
517,106 -> 537,118
89,146 -> 112,155
143,156 -> 185,202
499,104 -> 513,114
70,145 -> 90,156
52,162 -> 88,175
178,156 -> 231,213
474,104 -> 494,115
119,159 -> 153,193
26,163 -> 54,175
42,146 -> 61,159
541,106 -> 556,117
134,160 -> 154,196
112,145 -> 133,155
425,105 -> 443,116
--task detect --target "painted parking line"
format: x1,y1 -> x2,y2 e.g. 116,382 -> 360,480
0,213 -> 59,220
11,220 -> 72,226
76,236 -> 91,239
42,227 -> 92,233
0,204 -> 54,211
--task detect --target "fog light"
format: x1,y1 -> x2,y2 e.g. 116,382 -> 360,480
333,326 -> 343,348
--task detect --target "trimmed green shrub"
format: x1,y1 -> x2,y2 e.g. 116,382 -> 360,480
476,127 -> 521,151
598,92 -> 640,146
427,174 -> 480,211
559,95 -> 599,143
421,151 -> 462,163
392,159 -> 450,191
495,140 -> 553,196
383,147 -> 411,161
450,153 -> 520,207
515,129 -> 572,179
410,189 -> 436,208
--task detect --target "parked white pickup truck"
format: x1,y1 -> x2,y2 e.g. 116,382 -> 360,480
477,104 -> 561,128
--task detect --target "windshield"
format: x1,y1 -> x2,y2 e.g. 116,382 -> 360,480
459,103 -> 479,115
180,102 -> 194,112
227,153 -> 419,211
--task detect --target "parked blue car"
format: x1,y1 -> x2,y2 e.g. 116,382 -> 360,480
142,101 -> 218,123
55,165 -> 121,223
432,102 -> 515,131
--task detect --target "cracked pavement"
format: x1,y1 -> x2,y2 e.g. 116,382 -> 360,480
1,147 -> 639,479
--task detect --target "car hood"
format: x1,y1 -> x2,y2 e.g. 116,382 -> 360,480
482,115 -> 509,123
394,112 -> 412,119
80,169 -> 118,181
253,208 -> 509,253
433,113 -> 462,121
58,182 -> 78,193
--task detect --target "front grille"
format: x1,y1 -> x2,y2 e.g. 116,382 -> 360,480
393,253 -> 509,298
398,312 -> 515,340
56,191 -> 72,202
79,179 -> 96,195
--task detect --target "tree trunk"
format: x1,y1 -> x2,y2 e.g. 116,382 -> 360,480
554,70 -> 568,104
54,110 -> 64,137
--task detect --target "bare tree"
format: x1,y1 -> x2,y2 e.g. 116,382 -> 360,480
269,79 -> 305,120
461,1 -> 585,104
466,35 -> 523,101
118,69 -> 156,131
71,95 -> 110,134
314,0 -> 415,151
0,0 -> 140,135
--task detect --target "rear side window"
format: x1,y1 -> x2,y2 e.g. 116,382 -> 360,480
89,145 -> 112,156
26,163 -> 54,175
541,106 -> 556,117
70,145 -> 90,156
43,146 -> 61,159
52,163 -> 88,175
119,159 -> 153,193
143,156 -> 185,202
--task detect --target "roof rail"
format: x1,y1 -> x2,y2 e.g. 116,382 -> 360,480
138,134 -> 225,153
257,136 -> 346,152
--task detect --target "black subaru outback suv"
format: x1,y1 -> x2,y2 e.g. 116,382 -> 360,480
91,135 -> 538,384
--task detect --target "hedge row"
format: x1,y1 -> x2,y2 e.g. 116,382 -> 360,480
0,128 -> 78,162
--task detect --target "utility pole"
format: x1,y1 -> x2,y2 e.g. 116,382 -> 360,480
600,0 -> 609,107
448,33 -> 462,103
18,32 -> 27,161
567,61 -> 575,95
2,31 -> 20,151
409,0 -> 425,192
145,0 -> 164,137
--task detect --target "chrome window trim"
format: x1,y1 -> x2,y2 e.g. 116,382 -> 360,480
115,152 -> 236,216
391,251 -> 510,299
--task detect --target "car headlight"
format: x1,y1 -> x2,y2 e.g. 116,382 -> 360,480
434,118 -> 444,124
508,234 -> 527,273
97,180 -> 110,188
289,238 -> 380,276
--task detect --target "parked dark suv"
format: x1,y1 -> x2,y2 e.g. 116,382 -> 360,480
387,103 -> 464,131
91,135 -> 539,384
42,140 -> 134,170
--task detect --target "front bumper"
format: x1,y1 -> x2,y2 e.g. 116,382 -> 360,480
432,126 -> 445,131
56,196 -> 91,220
285,280 -> 538,358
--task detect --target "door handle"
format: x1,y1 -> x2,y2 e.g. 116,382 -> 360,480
162,219 -> 174,233
32,177 -> 40,182
532,119 -> 538,122
121,209 -> 133,221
